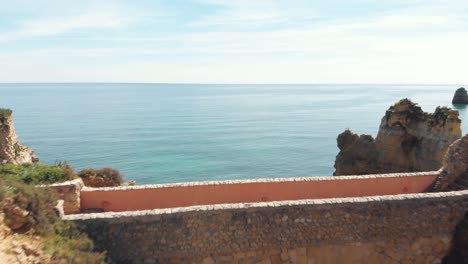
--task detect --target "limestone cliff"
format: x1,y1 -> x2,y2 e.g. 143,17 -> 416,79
0,109 -> 38,164
452,87 -> 468,104
334,99 -> 461,175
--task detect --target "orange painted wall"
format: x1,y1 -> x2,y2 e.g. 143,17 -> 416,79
80,174 -> 437,213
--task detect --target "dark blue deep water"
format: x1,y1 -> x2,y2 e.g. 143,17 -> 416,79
0,84 -> 466,184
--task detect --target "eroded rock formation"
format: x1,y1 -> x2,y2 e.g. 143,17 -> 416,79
452,87 -> 468,104
0,109 -> 38,164
334,99 -> 461,175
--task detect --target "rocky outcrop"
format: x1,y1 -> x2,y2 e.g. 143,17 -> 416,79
334,131 -> 379,175
0,109 -> 38,164
0,212 -> 52,263
2,201 -> 32,230
452,87 -> 468,104
431,134 -> 468,191
334,99 -> 462,175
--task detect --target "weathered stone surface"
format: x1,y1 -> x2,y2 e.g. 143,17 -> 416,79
2,203 -> 32,230
334,130 -> 378,175
334,99 -> 461,175
443,211 -> 468,263
43,178 -> 84,214
452,87 -> 468,104
431,134 -> 468,191
67,190 -> 468,263
0,110 -> 38,164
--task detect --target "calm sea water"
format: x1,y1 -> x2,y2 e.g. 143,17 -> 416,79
0,84 -> 466,184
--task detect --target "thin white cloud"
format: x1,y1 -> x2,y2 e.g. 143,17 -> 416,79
0,0 -> 467,83
1,5 -> 467,62
192,0 -> 316,27
0,11 -> 131,42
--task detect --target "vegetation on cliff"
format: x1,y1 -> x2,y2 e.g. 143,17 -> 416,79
0,159 -> 126,187
0,159 -> 127,262
0,162 -> 76,185
0,163 -> 106,263
0,108 -> 12,118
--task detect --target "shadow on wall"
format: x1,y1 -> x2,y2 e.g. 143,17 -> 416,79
443,211 -> 468,264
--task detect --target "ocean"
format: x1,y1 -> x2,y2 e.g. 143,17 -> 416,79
0,84 -> 466,184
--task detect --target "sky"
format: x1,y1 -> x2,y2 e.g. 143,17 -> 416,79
0,0 -> 467,84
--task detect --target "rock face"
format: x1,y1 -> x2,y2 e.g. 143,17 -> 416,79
334,131 -> 379,175
2,202 -> 32,230
431,134 -> 468,191
452,87 -> 468,104
334,99 -> 461,175
0,109 -> 38,164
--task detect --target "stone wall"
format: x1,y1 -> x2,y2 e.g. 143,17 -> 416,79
80,172 -> 438,212
43,178 -> 84,214
65,190 -> 468,264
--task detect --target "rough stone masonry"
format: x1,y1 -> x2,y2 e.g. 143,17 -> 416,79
66,191 -> 468,264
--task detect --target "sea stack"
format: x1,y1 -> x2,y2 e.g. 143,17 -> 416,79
0,108 -> 38,164
452,87 -> 468,104
334,99 -> 461,175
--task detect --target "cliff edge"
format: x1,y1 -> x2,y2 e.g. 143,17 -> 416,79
334,99 -> 461,175
0,109 -> 38,164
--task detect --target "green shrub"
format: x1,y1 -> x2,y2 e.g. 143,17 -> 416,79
0,176 -> 105,263
0,163 -> 76,185
0,108 -> 12,118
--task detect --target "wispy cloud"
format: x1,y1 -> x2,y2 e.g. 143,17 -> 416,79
0,0 -> 467,83
192,0 -> 317,27
0,10 -> 131,42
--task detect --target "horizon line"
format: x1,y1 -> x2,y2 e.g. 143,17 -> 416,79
0,82 -> 465,86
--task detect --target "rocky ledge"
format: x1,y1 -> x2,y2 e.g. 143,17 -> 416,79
452,87 -> 468,104
0,109 -> 38,164
334,99 -> 461,175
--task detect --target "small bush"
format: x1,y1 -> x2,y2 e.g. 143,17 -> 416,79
78,167 -> 124,187
54,160 -> 76,181
77,168 -> 96,179
96,168 -> 124,184
0,163 -> 76,185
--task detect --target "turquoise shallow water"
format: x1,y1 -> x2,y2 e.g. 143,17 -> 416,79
0,84 -> 466,184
